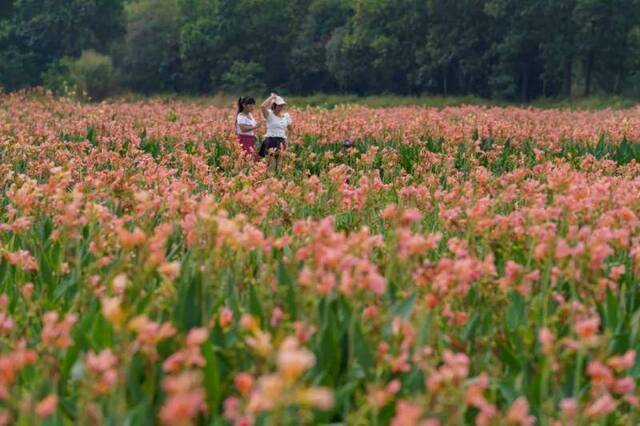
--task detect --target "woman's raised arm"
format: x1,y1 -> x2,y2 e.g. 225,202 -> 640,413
261,93 -> 277,119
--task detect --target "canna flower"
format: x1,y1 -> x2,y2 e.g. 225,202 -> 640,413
129,315 -> 176,359
574,315 -> 600,346
85,349 -> 118,394
41,311 -> 77,349
219,307 -> 234,329
247,374 -> 284,412
560,398 -> 578,419
270,307 -> 284,327
506,397 -> 535,426
101,297 -> 124,328
297,387 -> 334,410
391,400 -> 422,426
159,371 -> 207,426
111,273 -> 128,295
158,261 -> 181,281
607,350 -> 636,372
245,330 -> 272,358
20,282 -> 34,300
234,373 -> 254,396
612,377 -> 635,394
35,394 -> 58,418
163,328 -> 207,373
587,361 -> 614,388
538,327 -> 554,355
4,250 -> 39,272
585,393 -> 617,420
276,337 -> 315,382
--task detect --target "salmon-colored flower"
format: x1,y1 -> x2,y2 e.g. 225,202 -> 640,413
219,307 -> 234,329
391,400 -> 422,426
585,393 -> 617,420
506,397 -> 534,426
297,387 -> 334,410
277,337 -> 315,382
35,394 -> 58,418
607,350 -> 636,372
234,372 -> 254,395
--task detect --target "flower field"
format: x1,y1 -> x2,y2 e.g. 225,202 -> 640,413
3,93 -> 640,425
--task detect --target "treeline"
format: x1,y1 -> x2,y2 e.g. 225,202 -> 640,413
2,0 -> 640,101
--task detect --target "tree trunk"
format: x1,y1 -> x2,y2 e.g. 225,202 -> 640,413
521,64 -> 529,102
585,50 -> 594,97
614,72 -> 622,94
443,66 -> 448,96
563,57 -> 573,97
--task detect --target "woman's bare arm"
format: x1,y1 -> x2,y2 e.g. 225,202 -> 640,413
261,93 -> 277,119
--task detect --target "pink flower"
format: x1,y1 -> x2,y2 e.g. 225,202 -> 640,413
391,400 -> 422,426
270,307 -> 284,327
612,377 -> 635,394
585,393 -> 617,420
219,307 -> 234,329
506,397 -> 534,426
234,372 -> 254,395
160,372 -> 206,425
277,337 -> 315,381
575,315 -> 600,345
41,311 -> 77,349
298,387 -> 334,410
560,398 -> 578,419
35,394 -> 58,418
85,349 -> 118,394
607,350 -> 636,372
223,397 -> 240,420
186,328 -> 208,347
538,327 -> 554,355
587,361 -> 613,387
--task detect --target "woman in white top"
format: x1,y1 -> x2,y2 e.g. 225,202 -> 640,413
236,96 -> 259,159
259,93 -> 292,166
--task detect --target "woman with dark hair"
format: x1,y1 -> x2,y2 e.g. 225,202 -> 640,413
259,92 -> 292,170
236,96 -> 259,159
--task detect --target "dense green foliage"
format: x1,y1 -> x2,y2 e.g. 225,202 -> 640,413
1,0 -> 640,100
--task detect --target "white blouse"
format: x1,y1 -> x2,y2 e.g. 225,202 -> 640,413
265,109 -> 291,139
236,113 -> 257,136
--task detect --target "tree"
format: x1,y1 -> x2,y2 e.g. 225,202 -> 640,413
118,0 -> 183,93
327,0 -> 429,94
289,0 -> 354,93
573,0 -> 640,95
0,0 -> 125,90
417,0 -> 494,96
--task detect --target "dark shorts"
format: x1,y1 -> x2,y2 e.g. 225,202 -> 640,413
259,137 -> 286,158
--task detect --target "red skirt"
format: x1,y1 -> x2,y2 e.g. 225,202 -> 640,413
238,134 -> 257,159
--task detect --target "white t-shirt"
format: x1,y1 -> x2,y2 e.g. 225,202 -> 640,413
236,113 -> 257,136
265,110 -> 291,139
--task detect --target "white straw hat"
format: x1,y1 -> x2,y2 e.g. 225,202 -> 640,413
273,96 -> 286,105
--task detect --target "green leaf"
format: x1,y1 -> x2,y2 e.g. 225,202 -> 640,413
506,291 -> 525,333
391,294 -> 416,319
249,284 -> 265,326
605,288 -> 619,331
202,341 -> 222,411
353,324 -> 373,375
497,341 -> 521,373
276,261 -> 297,320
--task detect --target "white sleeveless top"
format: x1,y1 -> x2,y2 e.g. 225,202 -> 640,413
265,109 -> 291,139
236,113 -> 257,136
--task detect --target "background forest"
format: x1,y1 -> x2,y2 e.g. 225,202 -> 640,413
1,0 -> 640,101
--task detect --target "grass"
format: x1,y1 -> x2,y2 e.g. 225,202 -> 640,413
109,92 -> 640,110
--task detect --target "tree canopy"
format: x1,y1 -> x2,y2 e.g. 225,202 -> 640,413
1,0 -> 640,100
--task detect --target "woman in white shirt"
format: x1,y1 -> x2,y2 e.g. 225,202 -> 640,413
259,93 -> 292,166
236,96 -> 259,159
